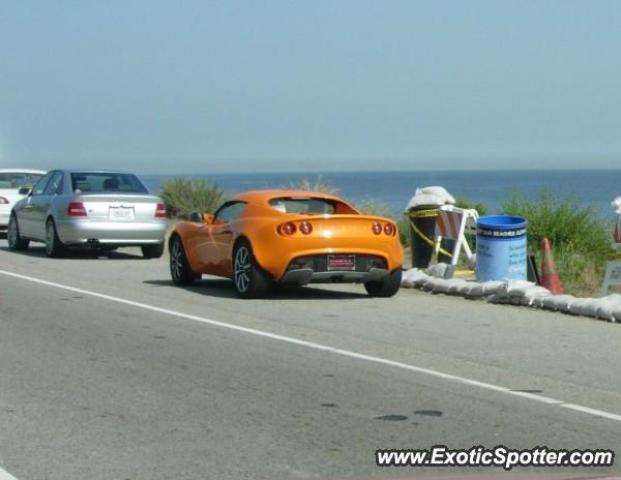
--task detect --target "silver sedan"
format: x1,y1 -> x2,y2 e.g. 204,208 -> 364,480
7,169 -> 168,258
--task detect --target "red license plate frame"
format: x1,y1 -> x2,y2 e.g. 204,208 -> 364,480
327,254 -> 355,271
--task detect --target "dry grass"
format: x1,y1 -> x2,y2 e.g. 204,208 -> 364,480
287,176 -> 339,195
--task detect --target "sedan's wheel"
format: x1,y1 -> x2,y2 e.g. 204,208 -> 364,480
45,218 -> 65,258
364,268 -> 402,297
233,240 -> 269,299
142,242 -> 164,259
7,214 -> 29,250
169,235 -> 198,285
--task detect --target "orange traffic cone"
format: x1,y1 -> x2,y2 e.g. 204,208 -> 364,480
541,238 -> 564,294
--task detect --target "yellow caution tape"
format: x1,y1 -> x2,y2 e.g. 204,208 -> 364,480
409,208 -> 439,219
408,219 -> 453,258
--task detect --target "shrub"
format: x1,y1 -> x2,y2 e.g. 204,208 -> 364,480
159,177 -> 225,219
288,176 -> 339,195
502,192 -> 612,296
455,198 -> 488,217
356,198 -> 392,217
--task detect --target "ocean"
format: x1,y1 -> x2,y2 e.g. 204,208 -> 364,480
141,170 -> 621,220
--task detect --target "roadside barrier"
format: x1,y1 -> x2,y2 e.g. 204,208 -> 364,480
401,268 -> 621,322
432,205 -> 478,272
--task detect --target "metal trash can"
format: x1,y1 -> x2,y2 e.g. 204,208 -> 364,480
476,215 -> 527,281
408,205 -> 454,268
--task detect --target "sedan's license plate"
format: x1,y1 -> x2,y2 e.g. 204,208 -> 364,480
109,207 -> 134,220
327,254 -> 355,271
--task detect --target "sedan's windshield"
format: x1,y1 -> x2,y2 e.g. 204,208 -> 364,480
70,172 -> 149,194
0,172 -> 44,189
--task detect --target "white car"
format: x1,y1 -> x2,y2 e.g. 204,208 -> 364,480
0,169 -> 46,232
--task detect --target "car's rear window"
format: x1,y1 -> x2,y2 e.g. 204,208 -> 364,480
0,172 -> 44,189
269,197 -> 357,214
70,173 -> 148,194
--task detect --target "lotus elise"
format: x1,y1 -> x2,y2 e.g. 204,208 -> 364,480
169,190 -> 403,298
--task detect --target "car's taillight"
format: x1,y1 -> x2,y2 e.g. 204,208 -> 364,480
372,222 -> 382,235
278,222 -> 297,235
67,202 -> 87,217
384,223 -> 396,236
299,221 -> 312,235
155,203 -> 167,218
0,196 -> 9,205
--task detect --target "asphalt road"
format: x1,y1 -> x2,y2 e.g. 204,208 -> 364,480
0,239 -> 620,480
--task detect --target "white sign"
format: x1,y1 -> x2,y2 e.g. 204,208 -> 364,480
601,261 -> 621,296
602,206 -> 621,296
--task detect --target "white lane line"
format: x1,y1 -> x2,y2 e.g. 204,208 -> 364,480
2,269 -> 621,424
0,466 -> 19,480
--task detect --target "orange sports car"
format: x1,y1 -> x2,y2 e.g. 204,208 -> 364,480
168,190 -> 404,298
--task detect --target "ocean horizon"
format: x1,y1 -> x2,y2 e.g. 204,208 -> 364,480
141,169 -> 621,220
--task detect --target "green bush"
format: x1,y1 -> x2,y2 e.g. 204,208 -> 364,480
502,192 -> 612,296
455,198 -> 488,217
160,178 -> 225,219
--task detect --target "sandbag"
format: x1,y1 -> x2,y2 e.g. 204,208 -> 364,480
446,279 -> 469,295
481,281 -> 507,296
420,277 -> 442,291
427,263 -> 452,279
401,268 -> 428,288
596,294 -> 621,322
540,294 -> 577,312
568,298 -> 601,317
504,280 -> 537,297
461,282 -> 485,298
405,186 -> 456,210
431,278 -> 454,294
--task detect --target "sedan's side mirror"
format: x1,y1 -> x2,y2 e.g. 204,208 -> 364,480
189,211 -> 204,223
18,186 -> 32,196
203,214 -> 214,224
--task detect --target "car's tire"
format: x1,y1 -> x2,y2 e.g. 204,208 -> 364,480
169,235 -> 198,285
45,218 -> 66,258
233,239 -> 270,299
7,213 -> 29,250
364,268 -> 402,297
142,242 -> 164,259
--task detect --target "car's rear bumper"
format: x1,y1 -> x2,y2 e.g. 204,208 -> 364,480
0,208 -> 10,229
280,267 -> 390,285
277,254 -> 395,285
56,219 -> 168,245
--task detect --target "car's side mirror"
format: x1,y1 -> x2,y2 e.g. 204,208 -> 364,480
189,211 -> 204,223
203,214 -> 214,224
18,186 -> 32,196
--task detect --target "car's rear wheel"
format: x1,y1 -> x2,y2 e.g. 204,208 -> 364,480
364,268 -> 402,297
233,240 -> 270,299
7,213 -> 29,250
142,242 -> 164,259
45,218 -> 66,258
169,235 -> 198,285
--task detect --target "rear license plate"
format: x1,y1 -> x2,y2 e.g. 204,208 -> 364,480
109,207 -> 135,220
327,254 -> 355,271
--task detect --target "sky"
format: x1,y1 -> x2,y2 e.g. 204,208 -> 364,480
0,0 -> 619,173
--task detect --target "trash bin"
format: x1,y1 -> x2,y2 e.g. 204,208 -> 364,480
476,215 -> 527,281
408,206 -> 454,268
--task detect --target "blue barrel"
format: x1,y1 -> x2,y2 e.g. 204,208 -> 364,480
476,215 -> 527,282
